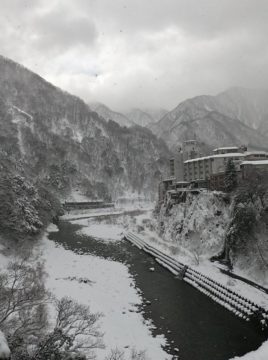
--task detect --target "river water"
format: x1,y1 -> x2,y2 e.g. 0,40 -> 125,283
49,215 -> 266,360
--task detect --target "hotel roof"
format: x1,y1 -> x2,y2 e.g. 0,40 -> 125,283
241,160 -> 268,166
184,153 -> 245,164
213,146 -> 239,152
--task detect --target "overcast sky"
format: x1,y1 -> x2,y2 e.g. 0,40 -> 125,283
1,0 -> 268,111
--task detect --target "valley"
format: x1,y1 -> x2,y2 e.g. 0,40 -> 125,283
0,54 -> 268,360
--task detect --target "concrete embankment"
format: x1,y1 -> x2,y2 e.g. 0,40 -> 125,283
125,232 -> 268,332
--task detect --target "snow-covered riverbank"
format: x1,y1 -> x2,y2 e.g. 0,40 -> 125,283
121,211 -> 268,360
126,212 -> 268,312
40,221 -> 171,360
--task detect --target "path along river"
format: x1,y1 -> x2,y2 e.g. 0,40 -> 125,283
48,212 -> 266,360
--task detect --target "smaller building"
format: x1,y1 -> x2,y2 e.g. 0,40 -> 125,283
213,145 -> 247,155
240,160 -> 268,181
158,177 -> 175,202
243,151 -> 268,161
213,146 -> 240,155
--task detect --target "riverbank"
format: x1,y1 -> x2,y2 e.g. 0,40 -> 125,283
38,208 -> 267,360
39,222 -> 171,360
126,212 -> 268,313
120,211 -> 268,360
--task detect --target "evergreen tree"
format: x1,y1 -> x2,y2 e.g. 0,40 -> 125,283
224,159 -> 237,192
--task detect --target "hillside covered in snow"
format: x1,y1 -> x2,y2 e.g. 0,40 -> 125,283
0,55 -> 170,204
149,87 -> 268,151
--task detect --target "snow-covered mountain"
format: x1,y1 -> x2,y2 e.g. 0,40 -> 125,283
0,55 -> 170,201
145,108 -> 169,123
216,87 -> 268,131
125,109 -> 154,127
126,108 -> 168,127
149,87 -> 268,150
90,103 -> 168,129
90,102 -> 135,128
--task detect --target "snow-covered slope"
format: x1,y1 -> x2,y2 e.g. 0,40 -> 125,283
145,108 -> 169,123
0,55 -> 170,201
217,87 -> 268,131
126,108 -> 168,128
149,87 -> 268,150
90,102 -> 135,128
126,109 -> 154,127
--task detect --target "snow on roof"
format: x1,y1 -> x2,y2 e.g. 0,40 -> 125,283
212,153 -> 245,159
0,331 -> 10,359
213,146 -> 239,152
241,160 -> 268,166
244,151 -> 268,155
184,153 -> 245,163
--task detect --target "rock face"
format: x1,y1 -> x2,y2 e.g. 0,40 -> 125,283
149,87 -> 268,151
158,192 -> 230,258
156,188 -> 268,286
0,55 -> 170,200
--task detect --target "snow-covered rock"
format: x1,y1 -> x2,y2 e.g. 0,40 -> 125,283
158,191 -> 230,260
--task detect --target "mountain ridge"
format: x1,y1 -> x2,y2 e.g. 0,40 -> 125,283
149,87 -> 268,150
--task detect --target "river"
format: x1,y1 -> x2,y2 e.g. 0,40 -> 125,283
48,213 -> 266,360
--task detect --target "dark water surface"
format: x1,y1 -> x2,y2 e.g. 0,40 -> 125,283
49,219 -> 267,360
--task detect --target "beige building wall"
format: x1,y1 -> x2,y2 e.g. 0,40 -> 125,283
184,153 -> 245,182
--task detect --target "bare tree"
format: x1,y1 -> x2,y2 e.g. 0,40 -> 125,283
105,348 -> 147,360
0,258 -> 49,341
30,297 -> 104,360
0,258 -> 103,360
105,348 -> 125,360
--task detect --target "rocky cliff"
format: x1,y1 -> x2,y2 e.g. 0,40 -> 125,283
155,187 -> 268,286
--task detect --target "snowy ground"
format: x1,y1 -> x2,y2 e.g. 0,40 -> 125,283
40,221 -> 171,360
1,205 -> 267,360
75,219 -> 124,242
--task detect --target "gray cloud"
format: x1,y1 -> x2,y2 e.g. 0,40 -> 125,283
0,0 -> 268,111
31,6 -> 98,52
